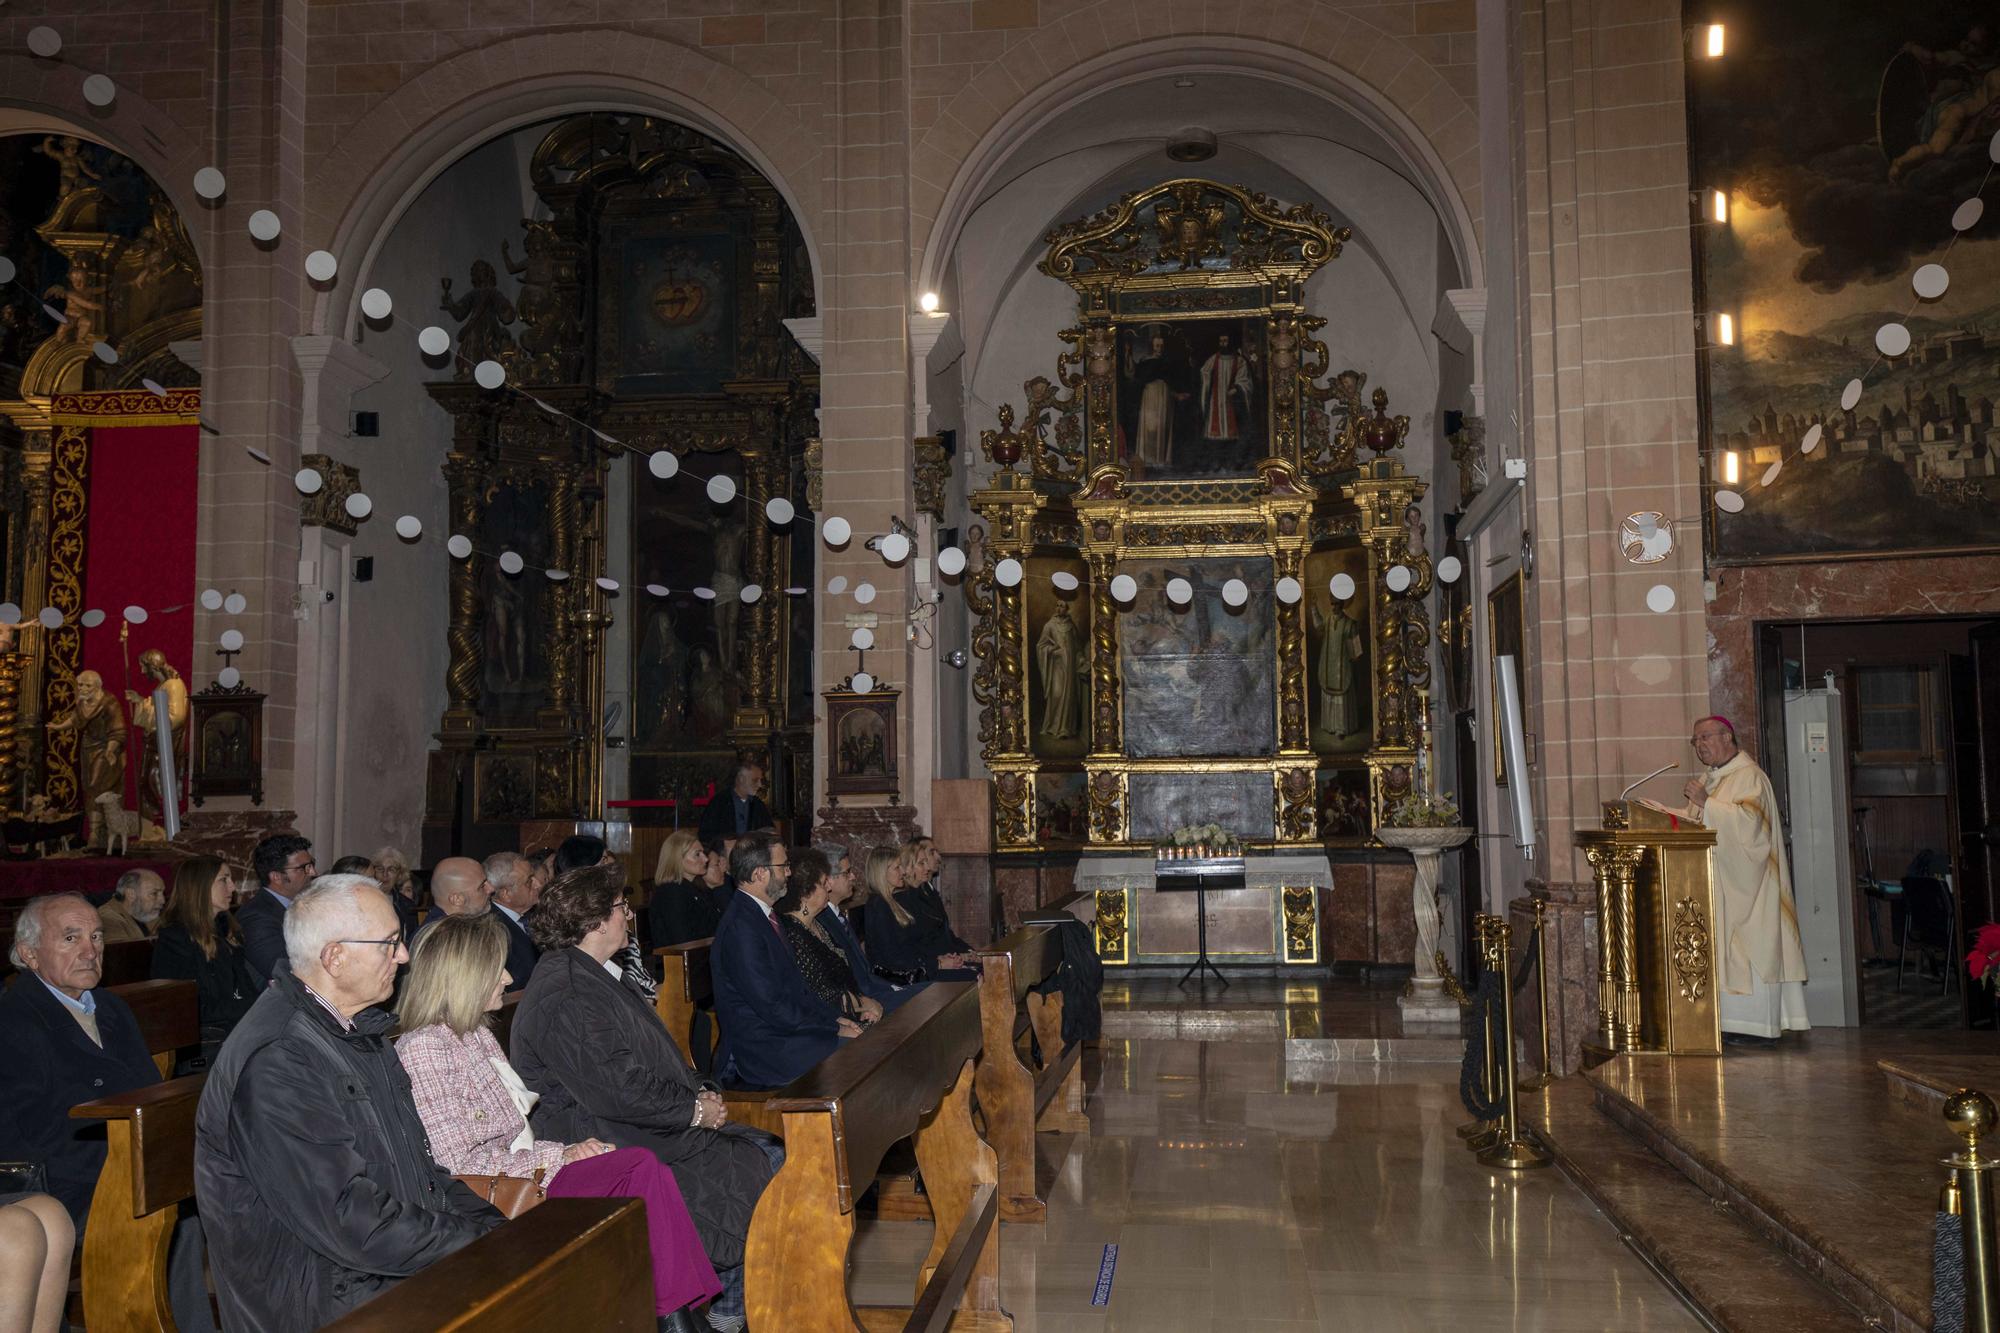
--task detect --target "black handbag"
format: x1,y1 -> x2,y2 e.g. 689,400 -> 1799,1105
873,964 -> 926,986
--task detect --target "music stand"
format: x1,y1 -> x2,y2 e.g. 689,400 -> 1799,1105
1155,856 -> 1244,988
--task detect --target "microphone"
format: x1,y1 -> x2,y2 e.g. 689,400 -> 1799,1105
1619,762 -> 1679,802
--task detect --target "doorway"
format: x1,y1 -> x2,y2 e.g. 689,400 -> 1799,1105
1756,616 -> 2000,1030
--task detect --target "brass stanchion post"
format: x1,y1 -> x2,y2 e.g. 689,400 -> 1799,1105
1519,898 -> 1556,1091
1478,915 -> 1551,1171
1457,915 -> 1499,1143
1945,1090 -> 2000,1332
1466,916 -> 1505,1153
1583,847 -> 1620,1052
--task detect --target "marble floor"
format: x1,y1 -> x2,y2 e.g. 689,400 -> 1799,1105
849,1034 -> 1704,1331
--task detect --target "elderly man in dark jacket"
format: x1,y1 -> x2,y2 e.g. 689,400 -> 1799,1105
195,874 -> 501,1330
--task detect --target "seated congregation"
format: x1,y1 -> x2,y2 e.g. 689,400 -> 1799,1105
0,819 -> 1092,1332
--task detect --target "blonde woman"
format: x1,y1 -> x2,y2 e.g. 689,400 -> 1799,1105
863,842 -> 975,982
395,914 -> 721,1327
650,829 -> 722,951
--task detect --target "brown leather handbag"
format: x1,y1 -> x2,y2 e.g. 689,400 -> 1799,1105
453,1166 -> 547,1219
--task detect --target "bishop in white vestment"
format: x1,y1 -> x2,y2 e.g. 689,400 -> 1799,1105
1681,715 -> 1810,1040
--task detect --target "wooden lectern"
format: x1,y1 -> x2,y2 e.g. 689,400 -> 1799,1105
1575,801 -> 1721,1057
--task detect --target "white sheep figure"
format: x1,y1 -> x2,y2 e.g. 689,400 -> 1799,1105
95,791 -> 142,857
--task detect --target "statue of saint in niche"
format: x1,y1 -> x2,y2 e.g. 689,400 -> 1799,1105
126,649 -> 188,822
1035,601 -> 1087,742
1312,599 -> 1366,741
440,258 -> 517,373
48,670 -> 125,843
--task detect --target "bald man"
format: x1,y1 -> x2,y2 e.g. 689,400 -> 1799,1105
422,857 -> 492,928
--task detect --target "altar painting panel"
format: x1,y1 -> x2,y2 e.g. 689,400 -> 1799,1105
1120,556 -> 1275,758
1128,770 -> 1272,842
1317,766 -> 1373,841
1034,771 -> 1087,843
1026,552 -> 1090,760
1116,317 -> 1268,481
1303,545 -> 1372,756
479,477 -> 556,728
631,456 -> 747,749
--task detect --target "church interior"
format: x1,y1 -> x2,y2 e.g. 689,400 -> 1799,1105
5,0 -> 2000,1329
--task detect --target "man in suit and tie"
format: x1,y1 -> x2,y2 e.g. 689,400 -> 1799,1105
238,832 -> 316,987
482,850 -> 541,992
711,832 -> 861,1090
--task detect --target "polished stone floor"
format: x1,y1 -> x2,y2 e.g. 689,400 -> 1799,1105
850,1033 -> 1703,1330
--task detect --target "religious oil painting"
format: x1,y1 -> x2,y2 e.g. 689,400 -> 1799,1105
1034,771 -> 1088,843
478,477 -> 556,728
1303,545 -> 1373,756
1120,557 -> 1276,759
1116,317 -> 1268,481
1316,766 -> 1373,842
826,689 -> 898,796
600,224 -> 739,398
1026,554 -> 1091,760
1128,770 -> 1273,843
631,455 -> 748,750
1692,0 -> 2000,560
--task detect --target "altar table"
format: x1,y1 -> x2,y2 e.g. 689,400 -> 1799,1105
1075,852 -> 1331,966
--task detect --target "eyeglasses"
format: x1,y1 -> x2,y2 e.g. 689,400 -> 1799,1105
334,933 -> 404,954
286,857 -> 317,874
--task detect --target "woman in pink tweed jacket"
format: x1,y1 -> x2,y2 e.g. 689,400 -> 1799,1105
395,914 -> 721,1329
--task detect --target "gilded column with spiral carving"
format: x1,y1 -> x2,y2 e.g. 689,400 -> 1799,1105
0,636 -> 22,814
1086,550 -> 1120,756
544,466 -> 578,722
740,448 -> 779,717
1583,842 -> 1646,1051
440,451 -> 485,733
1274,544 -> 1309,753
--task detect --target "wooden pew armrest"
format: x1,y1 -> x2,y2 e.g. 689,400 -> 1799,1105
70,1074 -> 206,1121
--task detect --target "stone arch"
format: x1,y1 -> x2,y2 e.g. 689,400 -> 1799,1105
0,63 -> 213,273
305,30 -> 825,338
914,23 -> 1481,295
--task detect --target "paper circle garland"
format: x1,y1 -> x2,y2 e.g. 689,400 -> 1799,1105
395,515 -> 422,539
344,492 -> 372,519
361,288 -> 394,320
854,581 -> 878,605
194,167 -> 227,200
92,341 -> 118,364
1646,584 -> 1677,614
1221,578 -> 1249,607
648,450 -> 680,479
123,605 -> 148,624
248,210 -> 281,242
936,546 -> 967,577
418,325 -> 450,356
1841,378 -> 1864,411
80,609 -> 105,628
596,577 -> 620,592
740,584 -> 762,603
38,607 -> 62,629
645,583 -> 669,597
852,627 -> 875,650
823,517 -> 853,546
1275,576 -> 1302,604
827,575 -> 849,595
1385,565 -> 1413,593
474,359 -> 506,389
142,379 -> 168,399
1955,198 -> 1986,232
201,589 -> 224,610
219,628 -> 245,652
545,569 -> 570,581
27,26 -> 63,56
705,475 -> 737,504
0,258 -> 13,284
1330,572 -> 1357,601
224,592 -> 247,615
81,74 -> 116,107
852,672 -> 876,694
993,559 -> 1023,588
1051,571 -> 1079,592
1801,424 -> 1823,455
305,250 -> 338,283
1913,264 -> 1950,301
0,603 -> 17,624
1761,459 -> 1783,487
447,535 -> 473,559
294,468 -> 324,494
498,551 -> 524,575
218,667 -> 241,689
1110,573 -> 1138,601
879,532 -> 911,563
1437,556 -> 1463,584
1166,577 -> 1193,605
694,586 -> 716,600
765,497 -> 795,525
1875,321 -> 1911,357
1991,127 -> 2000,162
1714,489 -> 1746,513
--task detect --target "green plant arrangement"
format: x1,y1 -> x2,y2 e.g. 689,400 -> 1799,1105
1382,791 -> 1462,829
1158,823 -> 1242,859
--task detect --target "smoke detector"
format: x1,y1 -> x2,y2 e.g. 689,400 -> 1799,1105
1166,127 -> 1217,162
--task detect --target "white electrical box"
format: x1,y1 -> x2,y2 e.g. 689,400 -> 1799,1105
1783,683 -> 1858,1027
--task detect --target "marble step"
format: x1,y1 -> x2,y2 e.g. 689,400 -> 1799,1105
1535,1077 -> 1873,1332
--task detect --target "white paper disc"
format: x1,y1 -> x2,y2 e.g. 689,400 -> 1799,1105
645,450 -> 678,480
395,515 -> 422,539
1644,584 -> 1676,614
194,167 -> 227,200
827,575 -> 849,595
38,606 -> 63,629
852,672 -> 876,694
418,325 -> 450,356
294,467 -> 324,494
705,474 -> 737,504
498,551 -> 524,575
1801,424 -> 1823,455
1275,576 -> 1302,604
447,535 -> 473,559
1914,264 -> 1950,301
994,558 -> 1023,588
344,492 -> 372,519
740,583 -> 762,603
855,581 -> 878,605
1110,573 -> 1138,601
218,666 -> 241,689
219,628 -> 245,652
305,250 -> 338,283
1385,565 -> 1413,593
784,586 -> 807,596
27,26 -> 63,56
823,517 -> 852,546
200,588 -> 224,610
91,340 -> 118,364
1758,459 -> 1782,487
693,586 -> 716,600
1166,577 -> 1193,605
645,583 -> 669,597
1841,378 -> 1864,411
0,257 -> 13,285
142,379 -> 167,398
80,609 -> 105,628
852,627 -> 875,650
123,605 -> 148,624
81,74 -> 116,107
1330,573 -> 1357,601
1875,321 -> 1911,357
223,592 -> 247,615
1436,555 -> 1463,584
1051,570 -> 1079,592
1222,578 -> 1249,607
360,287 -> 393,320
545,569 -> 569,581
474,359 -> 506,389
0,603 -> 17,624
1991,127 -> 2000,162
765,497 -> 795,525
596,577 -> 620,592
1955,197 -> 1986,232
248,210 -> 281,242
1714,489 -> 1746,513
880,532 -> 911,563
936,546 -> 967,577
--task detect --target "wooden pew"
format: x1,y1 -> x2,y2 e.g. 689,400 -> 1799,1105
69,1074 -> 205,1333
322,1199 -> 654,1332
971,925 -> 1089,1224
114,978 -> 200,1078
746,979 -> 1009,1332
652,940 -> 785,1136
100,937 -> 156,987
492,990 -> 523,1055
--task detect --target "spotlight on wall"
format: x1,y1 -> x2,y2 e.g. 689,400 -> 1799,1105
1712,312 -> 1735,346
1721,450 -> 1741,485
1708,188 -> 1729,224
947,649 -> 968,669
918,291 -> 941,313
1702,23 -> 1725,58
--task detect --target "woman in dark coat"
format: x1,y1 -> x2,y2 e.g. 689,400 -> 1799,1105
650,829 -> 723,950
773,848 -> 883,1024
150,855 -> 258,1065
509,865 -> 777,1333
864,843 -> 976,981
